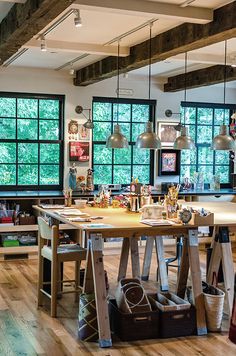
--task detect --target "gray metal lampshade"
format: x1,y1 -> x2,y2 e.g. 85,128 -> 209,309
83,118 -> 94,129
106,124 -> 129,148
136,121 -> 161,149
173,126 -> 195,150
212,124 -> 235,150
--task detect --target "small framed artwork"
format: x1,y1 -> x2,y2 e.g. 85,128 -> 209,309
68,120 -> 79,134
69,141 -> 90,162
78,124 -> 90,141
158,149 -> 180,176
158,121 -> 180,147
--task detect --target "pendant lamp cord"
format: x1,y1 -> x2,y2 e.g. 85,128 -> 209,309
116,39 -> 120,124
183,52 -> 187,126
223,40 -> 227,125
148,22 -> 153,100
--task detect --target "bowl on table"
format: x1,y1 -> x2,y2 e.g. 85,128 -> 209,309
74,199 -> 87,208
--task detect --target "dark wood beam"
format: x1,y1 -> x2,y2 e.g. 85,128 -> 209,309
0,0 -> 72,64
164,65 -> 236,92
74,1 -> 236,86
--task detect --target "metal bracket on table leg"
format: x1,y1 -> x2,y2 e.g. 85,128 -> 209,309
99,339 -> 112,348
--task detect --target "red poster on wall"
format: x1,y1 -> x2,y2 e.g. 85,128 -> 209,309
69,141 -> 90,162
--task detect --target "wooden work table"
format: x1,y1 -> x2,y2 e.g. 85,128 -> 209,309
33,203 -> 236,348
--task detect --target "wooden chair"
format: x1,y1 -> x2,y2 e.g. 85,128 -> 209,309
37,216 -> 87,317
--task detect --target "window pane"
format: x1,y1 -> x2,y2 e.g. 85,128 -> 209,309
0,143 -> 16,163
18,165 -> 38,185
93,122 -> 111,141
113,104 -> 131,122
18,143 -> 38,163
0,118 -> 16,139
214,108 -> 229,125
0,98 -> 16,117
133,165 -> 150,183
113,123 -> 130,141
93,144 -> 112,164
181,150 -> 196,165
185,125 -> 196,140
40,165 -> 59,185
197,108 -> 213,125
39,99 -> 59,119
94,165 -> 112,184
0,164 -> 16,185
215,166 -> 229,183
17,98 -> 38,118
113,165 -> 131,184
132,104 -> 149,122
133,147 -> 150,164
198,165 -> 214,183
93,102 -> 112,121
132,123 -> 146,142
180,165 -> 196,182
181,107 -> 196,124
215,150 -> 229,165
197,126 -> 212,144
40,144 -> 59,163
114,147 -> 131,164
39,120 -> 59,140
198,146 -> 213,164
17,119 -> 38,140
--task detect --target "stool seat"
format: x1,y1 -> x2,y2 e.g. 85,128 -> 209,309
42,244 -> 87,262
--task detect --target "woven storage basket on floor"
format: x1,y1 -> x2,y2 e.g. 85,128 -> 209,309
115,278 -> 151,313
203,286 -> 225,332
78,293 -> 98,342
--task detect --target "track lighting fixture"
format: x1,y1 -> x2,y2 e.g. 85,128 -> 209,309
40,35 -> 47,52
69,62 -> 75,75
74,9 -> 82,28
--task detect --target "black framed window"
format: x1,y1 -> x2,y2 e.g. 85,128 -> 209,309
180,101 -> 236,186
0,92 -> 64,190
92,97 -> 155,185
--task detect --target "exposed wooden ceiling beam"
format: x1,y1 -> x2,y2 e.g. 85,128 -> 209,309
74,0 -> 213,24
74,1 -> 236,86
24,39 -> 130,57
164,65 -> 236,92
0,0 -> 72,64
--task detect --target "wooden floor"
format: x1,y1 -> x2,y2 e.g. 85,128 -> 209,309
0,246 -> 235,356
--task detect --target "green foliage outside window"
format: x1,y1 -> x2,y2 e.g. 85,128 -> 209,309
92,100 -> 153,185
181,104 -> 232,184
0,94 -> 63,187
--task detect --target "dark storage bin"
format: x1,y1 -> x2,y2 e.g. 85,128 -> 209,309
159,306 -> 196,338
109,299 -> 160,341
19,215 -> 35,225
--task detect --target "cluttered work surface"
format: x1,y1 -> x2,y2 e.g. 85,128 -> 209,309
33,201 -> 236,348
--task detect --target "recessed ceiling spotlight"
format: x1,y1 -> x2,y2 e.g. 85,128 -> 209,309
40,35 -> 47,52
74,9 -> 82,28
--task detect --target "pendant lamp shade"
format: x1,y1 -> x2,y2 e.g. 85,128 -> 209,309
212,40 -> 235,151
173,126 -> 195,150
136,121 -> 161,149
83,109 -> 94,129
212,124 -> 235,150
135,22 -> 161,150
106,124 -> 129,148
106,40 -> 128,149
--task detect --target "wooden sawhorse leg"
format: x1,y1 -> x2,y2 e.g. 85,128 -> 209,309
83,233 -> 112,348
117,237 -> 140,281
207,226 -> 234,316
141,236 -> 169,291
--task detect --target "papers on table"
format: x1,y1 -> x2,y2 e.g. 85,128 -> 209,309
40,204 -> 65,209
53,209 -> 89,217
140,219 -> 177,226
79,223 -> 114,229
67,217 -> 91,222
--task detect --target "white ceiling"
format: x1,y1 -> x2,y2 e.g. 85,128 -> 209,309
1,0 -> 235,87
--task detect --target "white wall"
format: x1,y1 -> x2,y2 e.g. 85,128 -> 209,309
0,66 -> 236,188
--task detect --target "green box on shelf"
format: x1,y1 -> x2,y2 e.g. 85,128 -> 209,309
3,240 -> 20,247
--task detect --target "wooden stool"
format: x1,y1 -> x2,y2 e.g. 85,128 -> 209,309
37,217 -> 87,317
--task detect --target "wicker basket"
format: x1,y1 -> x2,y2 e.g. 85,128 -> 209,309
204,287 -> 225,332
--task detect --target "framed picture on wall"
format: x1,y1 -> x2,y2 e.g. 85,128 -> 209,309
69,141 -> 90,162
158,121 -> 180,147
158,149 -> 180,176
78,124 -> 90,141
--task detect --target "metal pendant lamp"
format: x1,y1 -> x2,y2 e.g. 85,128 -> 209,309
174,52 -> 195,150
83,109 -> 94,129
136,22 -> 161,150
106,40 -> 128,149
212,40 -> 235,151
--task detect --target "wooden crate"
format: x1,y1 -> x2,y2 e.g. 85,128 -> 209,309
189,212 -> 214,226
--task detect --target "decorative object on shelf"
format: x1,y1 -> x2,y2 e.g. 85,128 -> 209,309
158,149 -> 180,176
193,172 -> 204,191
158,122 -> 180,147
164,184 -> 180,219
210,175 -> 220,191
212,40 -> 236,151
76,175 -> 86,192
106,39 -> 128,149
93,186 -> 111,208
86,168 -> 94,191
78,124 -> 90,140
69,163 -> 77,190
183,177 -> 192,190
63,188 -> 72,207
136,22 -> 161,150
173,52 -> 195,150
69,141 -> 89,162
178,208 -> 192,225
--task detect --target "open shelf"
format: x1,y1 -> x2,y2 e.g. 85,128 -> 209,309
0,223 -> 77,233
